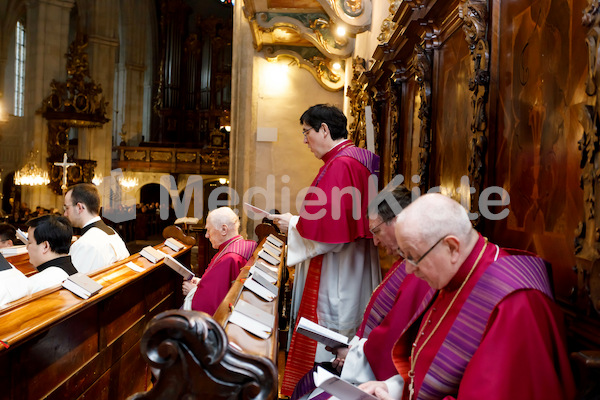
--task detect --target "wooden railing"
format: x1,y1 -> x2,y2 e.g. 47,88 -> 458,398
112,145 -> 229,175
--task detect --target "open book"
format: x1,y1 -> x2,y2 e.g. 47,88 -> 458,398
140,246 -> 167,263
296,317 -> 349,348
163,255 -> 194,280
16,228 -> 28,245
174,217 -> 199,225
313,366 -> 377,400
62,273 -> 103,299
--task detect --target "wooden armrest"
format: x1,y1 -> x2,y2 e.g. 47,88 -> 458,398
128,310 -> 278,400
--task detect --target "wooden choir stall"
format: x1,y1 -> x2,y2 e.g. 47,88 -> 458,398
0,229 -> 195,400
128,230 -> 288,400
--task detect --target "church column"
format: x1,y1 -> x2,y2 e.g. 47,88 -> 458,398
23,0 -> 75,209
230,0 -> 258,237
76,0 -> 119,178
115,0 -> 149,146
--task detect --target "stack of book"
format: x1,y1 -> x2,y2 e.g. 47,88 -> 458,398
164,237 -> 185,252
62,273 -> 103,299
140,246 -> 167,263
227,299 -> 275,339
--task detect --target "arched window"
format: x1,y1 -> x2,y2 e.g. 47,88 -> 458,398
14,21 -> 26,117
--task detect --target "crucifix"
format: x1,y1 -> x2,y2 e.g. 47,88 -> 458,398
54,153 -> 76,191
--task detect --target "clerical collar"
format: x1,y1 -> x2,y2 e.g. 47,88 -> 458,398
82,216 -> 102,229
37,255 -> 77,275
444,234 -> 487,292
321,139 -> 353,164
81,218 -> 115,236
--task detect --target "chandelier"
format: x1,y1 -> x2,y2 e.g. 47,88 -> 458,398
118,175 -> 138,190
14,151 -> 50,186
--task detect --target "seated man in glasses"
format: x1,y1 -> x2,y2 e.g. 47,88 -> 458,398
360,194 -> 575,400
292,185 -> 434,400
63,183 -> 130,274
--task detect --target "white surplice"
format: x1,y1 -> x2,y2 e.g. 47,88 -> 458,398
287,216 -> 381,362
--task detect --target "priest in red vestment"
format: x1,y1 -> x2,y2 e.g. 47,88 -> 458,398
291,185 -> 435,400
360,194 -> 575,400
271,104 -> 381,395
182,207 -> 257,315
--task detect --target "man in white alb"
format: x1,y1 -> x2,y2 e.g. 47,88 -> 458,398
63,183 -> 130,273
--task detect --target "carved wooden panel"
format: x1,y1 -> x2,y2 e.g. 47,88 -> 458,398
431,20 -> 472,197
489,0 -> 585,309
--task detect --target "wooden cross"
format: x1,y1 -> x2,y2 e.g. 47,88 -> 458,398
54,153 -> 76,190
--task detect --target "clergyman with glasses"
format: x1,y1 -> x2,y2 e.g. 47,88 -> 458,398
359,193 -> 575,400
291,185 -> 435,400
63,183 -> 129,274
270,104 -> 381,395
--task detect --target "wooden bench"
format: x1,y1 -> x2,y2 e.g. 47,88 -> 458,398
0,240 -> 192,400
129,230 -> 287,400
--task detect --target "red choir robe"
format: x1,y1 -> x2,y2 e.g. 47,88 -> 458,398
191,235 -> 257,316
393,235 -> 575,400
281,140 -> 381,396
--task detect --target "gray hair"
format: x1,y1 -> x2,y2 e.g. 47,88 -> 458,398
207,207 -> 240,232
396,193 -> 472,245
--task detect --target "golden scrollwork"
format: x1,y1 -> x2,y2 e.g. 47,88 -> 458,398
460,0 -> 490,226
378,0 -> 402,44
177,152 -> 197,163
40,33 -> 109,127
151,151 -> 173,162
347,57 -> 368,146
125,151 -> 147,161
415,44 -> 432,189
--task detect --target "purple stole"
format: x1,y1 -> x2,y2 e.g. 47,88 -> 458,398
419,255 -> 553,399
357,260 -> 408,337
314,140 -> 380,186
205,236 -> 257,274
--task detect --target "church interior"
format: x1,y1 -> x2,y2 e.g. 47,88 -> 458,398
1,0 -> 600,398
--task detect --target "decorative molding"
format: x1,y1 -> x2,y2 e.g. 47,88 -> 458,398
176,152 -> 197,163
255,13 -> 355,58
415,44 -> 433,189
40,33 -> 109,127
125,150 -> 147,161
129,310 -> 277,400
378,0 -> 403,44
263,46 -> 345,91
460,0 -> 490,226
316,0 -> 372,34
347,57 -> 368,146
388,78 -> 401,178
576,0 -> 600,316
150,151 -> 173,162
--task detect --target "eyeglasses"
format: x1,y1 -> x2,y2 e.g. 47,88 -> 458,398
369,219 -> 388,235
302,127 -> 314,137
398,235 -> 447,266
